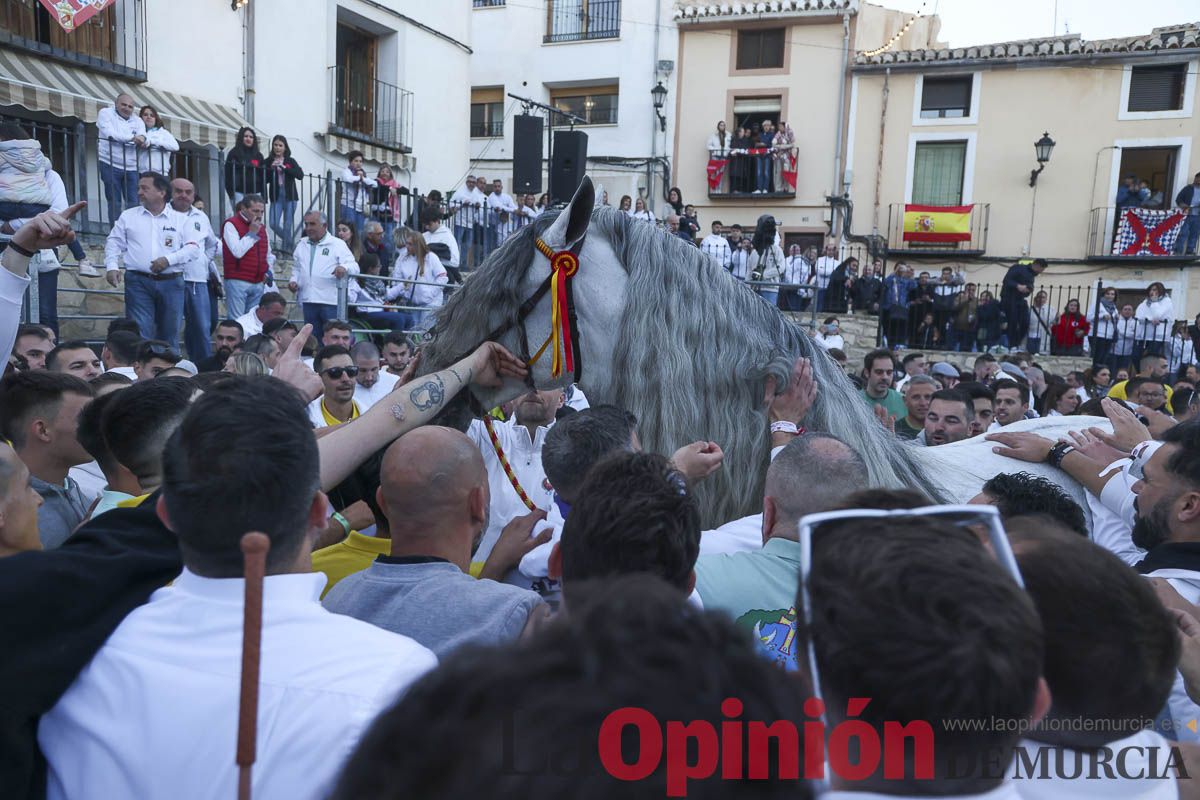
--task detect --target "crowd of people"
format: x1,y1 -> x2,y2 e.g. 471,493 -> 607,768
705,119 -> 799,195
7,201 -> 1200,799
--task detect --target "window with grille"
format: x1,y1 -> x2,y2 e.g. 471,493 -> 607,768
1127,64 -> 1188,112
912,141 -> 967,206
736,28 -> 785,70
920,76 -> 973,119
470,102 -> 503,137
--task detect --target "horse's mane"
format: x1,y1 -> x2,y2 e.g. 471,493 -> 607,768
421,205 -> 942,526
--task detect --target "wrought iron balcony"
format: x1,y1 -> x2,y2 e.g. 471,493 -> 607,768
1086,206 -> 1199,261
885,202 -> 990,256
328,67 -> 413,153
544,0 -> 620,43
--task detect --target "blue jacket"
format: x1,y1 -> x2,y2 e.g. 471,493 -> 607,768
1177,183 -> 1200,212
881,274 -> 916,311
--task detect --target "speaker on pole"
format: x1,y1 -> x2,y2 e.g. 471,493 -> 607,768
550,130 -> 588,203
512,115 -> 544,195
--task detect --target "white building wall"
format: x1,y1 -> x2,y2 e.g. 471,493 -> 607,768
144,0 -> 243,109
466,0 -> 678,210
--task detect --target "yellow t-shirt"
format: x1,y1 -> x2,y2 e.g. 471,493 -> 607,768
311,530 -> 391,598
1107,379 -> 1173,405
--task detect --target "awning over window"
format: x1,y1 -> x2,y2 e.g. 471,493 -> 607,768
319,132 -> 414,172
0,48 -> 246,148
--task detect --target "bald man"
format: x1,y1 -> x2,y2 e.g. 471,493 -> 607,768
97,92 -> 146,223
0,442 -> 43,557
323,426 -> 550,657
170,178 -> 220,360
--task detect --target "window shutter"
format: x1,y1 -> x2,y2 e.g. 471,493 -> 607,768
1128,65 -> 1186,112
921,77 -> 972,113
912,141 -> 967,206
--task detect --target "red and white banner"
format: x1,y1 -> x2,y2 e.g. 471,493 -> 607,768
780,151 -> 797,192
1112,208 -> 1187,256
39,0 -> 117,32
706,159 -> 727,191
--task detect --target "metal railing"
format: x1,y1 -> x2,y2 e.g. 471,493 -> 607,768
472,0 -> 506,6
328,67 -> 413,153
336,271 -> 462,338
1087,206 -> 1200,261
706,147 -> 798,198
885,203 -> 989,256
470,120 -> 504,138
544,0 -> 621,43
0,0 -> 147,78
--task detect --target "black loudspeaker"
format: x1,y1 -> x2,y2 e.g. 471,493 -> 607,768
550,130 -> 588,203
512,115 -> 544,194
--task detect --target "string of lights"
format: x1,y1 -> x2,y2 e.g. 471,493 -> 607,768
861,1 -> 926,58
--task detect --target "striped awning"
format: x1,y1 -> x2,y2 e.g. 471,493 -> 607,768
319,132 -> 415,172
0,48 -> 246,148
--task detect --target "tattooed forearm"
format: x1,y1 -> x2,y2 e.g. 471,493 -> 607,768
448,366 -> 471,387
409,374 -> 446,411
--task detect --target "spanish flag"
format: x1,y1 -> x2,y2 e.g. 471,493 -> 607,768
903,204 -> 974,243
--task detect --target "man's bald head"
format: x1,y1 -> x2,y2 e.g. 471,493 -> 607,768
378,427 -> 488,535
763,433 -> 869,541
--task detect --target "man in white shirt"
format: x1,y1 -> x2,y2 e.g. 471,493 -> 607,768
813,241 -> 840,313
103,172 -> 200,351
235,291 -> 287,338
96,93 -> 146,224
485,179 -> 517,256
38,377 -> 436,800
699,220 -> 732,272
452,175 -> 486,268
1006,522 -> 1182,800
350,340 -> 399,410
168,179 -> 219,361
288,212 -> 358,342
381,331 -> 413,378
467,389 -> 563,564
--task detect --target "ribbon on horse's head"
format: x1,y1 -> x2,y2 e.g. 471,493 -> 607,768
531,237 -> 581,380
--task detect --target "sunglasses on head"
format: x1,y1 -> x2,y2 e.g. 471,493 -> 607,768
322,366 -> 359,379
145,342 -> 178,358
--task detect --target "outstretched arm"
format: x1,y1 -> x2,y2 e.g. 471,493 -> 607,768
317,342 -> 527,490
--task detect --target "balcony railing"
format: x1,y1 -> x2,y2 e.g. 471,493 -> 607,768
544,0 -> 620,43
473,0 -> 506,6
885,202 -> 989,256
470,120 -> 504,138
706,148 -> 797,198
1086,207 -> 1200,261
328,67 -> 413,153
0,0 -> 146,78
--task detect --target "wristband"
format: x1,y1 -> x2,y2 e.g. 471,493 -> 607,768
770,421 -> 804,435
331,511 -> 351,536
6,241 -> 34,258
1046,442 -> 1075,469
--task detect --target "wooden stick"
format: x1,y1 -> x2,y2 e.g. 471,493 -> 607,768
237,532 -> 271,800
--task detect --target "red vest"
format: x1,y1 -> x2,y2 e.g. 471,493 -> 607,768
222,212 -> 270,283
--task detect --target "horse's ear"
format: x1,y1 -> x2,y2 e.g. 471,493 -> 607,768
544,176 -> 594,251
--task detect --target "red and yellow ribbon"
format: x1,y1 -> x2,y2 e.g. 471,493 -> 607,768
534,238 -> 578,378
483,415 -> 537,512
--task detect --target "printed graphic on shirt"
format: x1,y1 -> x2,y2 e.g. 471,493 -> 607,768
322,247 -> 329,256
738,606 -> 801,671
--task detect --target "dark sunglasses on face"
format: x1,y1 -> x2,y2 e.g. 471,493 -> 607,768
322,366 -> 359,379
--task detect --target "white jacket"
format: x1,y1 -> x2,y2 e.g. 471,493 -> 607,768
291,233 -> 358,306
452,186 -> 486,227
387,252 -> 447,308
340,167 -> 377,213
1136,295 -> 1174,343
705,132 -> 730,158
748,245 -> 784,282
1087,303 -> 1120,340
0,139 -> 52,205
96,106 -> 146,169
1168,335 -> 1197,374
814,255 -> 839,290
137,127 -> 179,175
422,224 -> 460,268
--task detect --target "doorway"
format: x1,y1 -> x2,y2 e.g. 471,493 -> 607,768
334,23 -> 378,139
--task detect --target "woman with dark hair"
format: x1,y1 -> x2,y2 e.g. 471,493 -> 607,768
336,219 -> 363,261
349,252 -> 407,331
618,195 -> 632,214
706,121 -> 729,193
1040,382 -> 1080,417
371,164 -> 407,246
537,193 -> 551,214
729,126 -> 751,194
747,214 -> 784,307
224,126 -> 265,205
1051,298 -> 1090,356
136,105 -> 178,175
265,134 -> 303,249
1081,365 -> 1112,401
826,257 -> 858,314
666,186 -> 684,216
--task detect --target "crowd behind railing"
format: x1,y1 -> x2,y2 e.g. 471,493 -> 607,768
704,119 -> 799,195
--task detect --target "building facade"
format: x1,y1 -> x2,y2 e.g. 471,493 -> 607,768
0,0 -> 470,241
466,0 -> 678,215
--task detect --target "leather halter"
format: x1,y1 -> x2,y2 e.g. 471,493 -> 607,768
481,234 -> 585,386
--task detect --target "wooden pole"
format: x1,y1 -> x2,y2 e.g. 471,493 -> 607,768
237,532 -> 270,800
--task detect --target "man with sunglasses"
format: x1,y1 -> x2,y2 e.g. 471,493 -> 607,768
308,345 -> 361,428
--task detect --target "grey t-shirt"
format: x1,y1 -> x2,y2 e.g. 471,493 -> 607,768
32,474 -> 94,549
323,557 -> 544,657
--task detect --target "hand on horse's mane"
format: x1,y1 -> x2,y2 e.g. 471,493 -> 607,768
1067,428 -> 1128,467
671,442 -> 724,486
985,431 -> 1053,463
767,357 -> 817,424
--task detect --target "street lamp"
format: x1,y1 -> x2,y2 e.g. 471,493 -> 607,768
651,81 -> 668,133
1029,131 -> 1056,187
